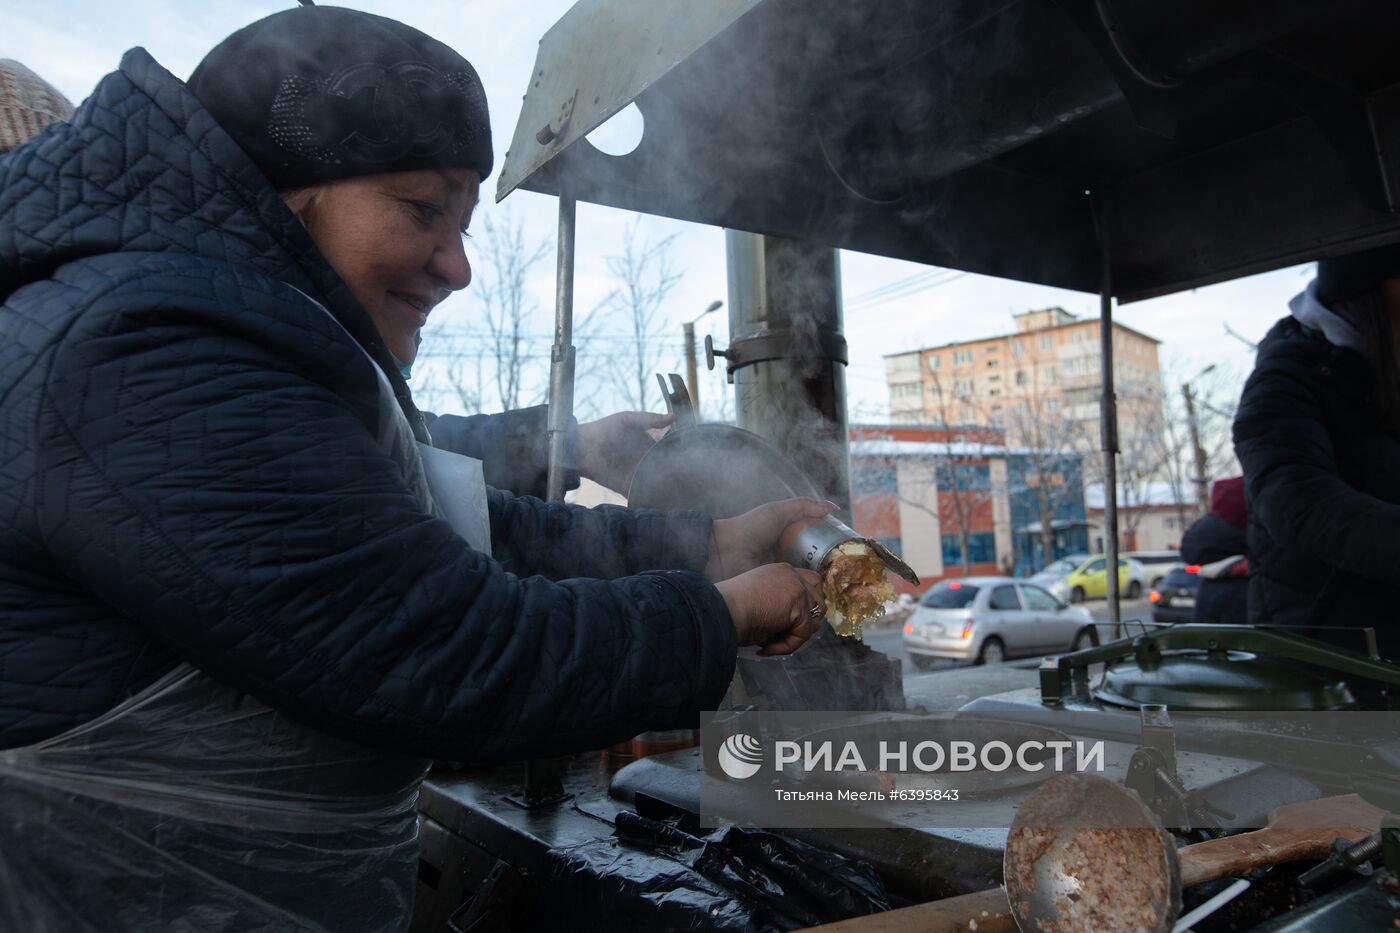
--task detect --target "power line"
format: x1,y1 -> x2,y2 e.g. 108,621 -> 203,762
844,268 -> 949,305
845,272 -> 968,312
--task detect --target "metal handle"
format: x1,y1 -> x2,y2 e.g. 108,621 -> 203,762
704,333 -> 723,372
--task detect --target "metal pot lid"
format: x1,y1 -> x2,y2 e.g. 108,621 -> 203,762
1095,651 -> 1357,711
626,423 -> 820,518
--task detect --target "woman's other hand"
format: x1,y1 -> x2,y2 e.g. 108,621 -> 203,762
716,564 -> 826,656
705,498 -> 836,582
575,411 -> 674,493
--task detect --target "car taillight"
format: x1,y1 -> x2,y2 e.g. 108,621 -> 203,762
960,619 -> 974,639
903,623 -> 913,634
1185,565 -> 1200,574
1149,591 -> 1161,603
948,581 -> 962,590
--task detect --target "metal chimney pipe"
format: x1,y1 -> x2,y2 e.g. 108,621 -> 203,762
723,232 -> 851,512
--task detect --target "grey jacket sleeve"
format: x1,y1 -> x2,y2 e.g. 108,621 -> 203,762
423,406 -> 580,499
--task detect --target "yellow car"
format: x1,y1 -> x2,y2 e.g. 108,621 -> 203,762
1031,554 -> 1147,603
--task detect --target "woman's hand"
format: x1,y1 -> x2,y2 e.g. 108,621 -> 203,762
705,498 -> 836,582
574,411 -> 674,493
716,564 -> 827,656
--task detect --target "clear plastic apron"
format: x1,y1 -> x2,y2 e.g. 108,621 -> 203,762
0,301 -> 492,932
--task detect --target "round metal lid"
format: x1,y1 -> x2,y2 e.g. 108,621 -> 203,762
1095,651 -> 1357,711
626,423 -> 820,518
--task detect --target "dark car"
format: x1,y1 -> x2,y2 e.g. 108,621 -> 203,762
1149,567 -> 1201,623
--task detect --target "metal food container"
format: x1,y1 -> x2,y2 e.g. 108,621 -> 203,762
785,515 -> 919,585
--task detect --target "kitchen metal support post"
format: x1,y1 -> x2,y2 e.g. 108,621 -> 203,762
525,193 -> 577,806
1094,188 -> 1122,636
545,195 -> 578,503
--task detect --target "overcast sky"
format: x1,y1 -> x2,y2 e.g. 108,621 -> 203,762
5,0 -> 1307,424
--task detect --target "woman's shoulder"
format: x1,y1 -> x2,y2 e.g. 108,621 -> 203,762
29,252 -> 370,400
1256,316 -> 1335,363
47,252 -> 319,331
1236,315 -> 1374,445
1250,315 -> 1370,391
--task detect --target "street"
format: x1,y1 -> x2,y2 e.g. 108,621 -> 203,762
861,597 -> 1153,675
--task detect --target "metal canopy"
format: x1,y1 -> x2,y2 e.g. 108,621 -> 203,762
500,0 -> 1400,303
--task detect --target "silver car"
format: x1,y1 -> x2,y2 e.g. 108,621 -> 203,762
1125,550 -> 1185,589
902,576 -> 1096,668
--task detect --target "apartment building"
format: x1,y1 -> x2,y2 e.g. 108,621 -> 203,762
885,307 -> 1163,448
850,424 -> 1088,591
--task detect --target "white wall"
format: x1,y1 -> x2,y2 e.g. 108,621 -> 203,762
1087,506 -> 1191,553
895,458 -> 943,579
990,458 -> 1013,569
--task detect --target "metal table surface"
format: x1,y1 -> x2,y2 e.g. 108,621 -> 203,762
413,661 -> 1364,930
420,752 -> 633,875
419,661 -> 1045,859
414,663 -> 1042,922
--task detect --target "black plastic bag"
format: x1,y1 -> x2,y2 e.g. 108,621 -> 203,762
611,811 -> 893,931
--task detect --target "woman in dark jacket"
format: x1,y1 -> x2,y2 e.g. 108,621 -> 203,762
1233,244 -> 1400,661
0,8 -> 829,930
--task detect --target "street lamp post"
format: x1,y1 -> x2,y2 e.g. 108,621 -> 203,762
684,300 -> 723,416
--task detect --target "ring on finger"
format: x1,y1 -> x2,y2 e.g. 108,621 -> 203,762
808,602 -> 824,619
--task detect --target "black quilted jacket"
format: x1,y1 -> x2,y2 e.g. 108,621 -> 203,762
1233,317 -> 1400,660
424,405 -> 575,499
0,50 -> 736,757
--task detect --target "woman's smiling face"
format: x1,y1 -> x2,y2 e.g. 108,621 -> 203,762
299,168 -> 480,365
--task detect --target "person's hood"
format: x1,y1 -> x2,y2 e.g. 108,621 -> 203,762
1289,278 -> 1372,354
0,48 -> 424,433
1209,475 -> 1247,530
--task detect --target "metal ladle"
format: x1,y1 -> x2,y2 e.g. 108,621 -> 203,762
1004,774 -> 1385,933
1005,773 -> 1179,933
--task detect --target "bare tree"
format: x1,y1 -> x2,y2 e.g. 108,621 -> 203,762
1153,386 -> 1198,533
443,348 -> 487,414
1191,366 -> 1243,482
847,447 -> 944,570
926,376 -> 999,576
1152,355 -> 1245,530
1107,382 -> 1172,547
408,209 -> 550,417
556,295 -> 619,421
604,221 -> 682,410
412,324 -> 488,417
1001,366 -> 1093,568
473,211 -> 550,411
849,378 -> 1001,578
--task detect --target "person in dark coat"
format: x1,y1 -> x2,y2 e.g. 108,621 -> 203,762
0,8 -> 831,929
0,56 -> 655,501
1180,476 -> 1250,624
1233,243 -> 1400,660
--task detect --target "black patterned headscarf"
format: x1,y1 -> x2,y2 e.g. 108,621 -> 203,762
188,5 -> 492,189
